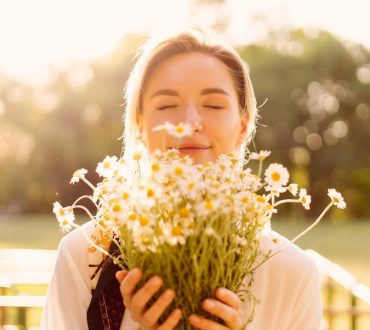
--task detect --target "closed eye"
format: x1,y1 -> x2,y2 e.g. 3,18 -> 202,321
157,105 -> 177,110
204,105 -> 224,109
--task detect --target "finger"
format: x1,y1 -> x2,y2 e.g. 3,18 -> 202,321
202,299 -> 240,328
142,289 -> 175,327
215,288 -> 241,309
115,270 -> 128,282
188,314 -> 228,330
120,268 -> 142,306
158,308 -> 182,330
130,275 -> 163,317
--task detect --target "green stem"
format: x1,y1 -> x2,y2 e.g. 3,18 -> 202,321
81,177 -> 97,191
250,202 -> 334,272
273,199 -> 301,207
71,195 -> 98,209
71,204 -> 95,220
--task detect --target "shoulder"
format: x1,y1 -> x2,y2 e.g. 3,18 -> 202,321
56,220 -> 101,276
258,228 -> 318,277
248,228 -> 321,301
59,220 -> 97,256
242,229 -> 323,329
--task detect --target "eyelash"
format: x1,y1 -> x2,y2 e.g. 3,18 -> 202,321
157,105 -> 224,110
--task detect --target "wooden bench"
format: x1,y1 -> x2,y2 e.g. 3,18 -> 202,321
0,249 -> 57,328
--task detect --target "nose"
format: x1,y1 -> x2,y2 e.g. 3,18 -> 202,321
183,103 -> 203,132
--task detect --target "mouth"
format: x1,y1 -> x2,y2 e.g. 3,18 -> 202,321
177,146 -> 211,153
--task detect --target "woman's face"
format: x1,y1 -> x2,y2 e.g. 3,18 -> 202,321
138,52 -> 248,164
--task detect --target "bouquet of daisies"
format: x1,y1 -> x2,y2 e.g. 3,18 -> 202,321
53,122 -> 346,329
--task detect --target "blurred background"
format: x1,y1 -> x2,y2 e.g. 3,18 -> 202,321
0,0 -> 369,328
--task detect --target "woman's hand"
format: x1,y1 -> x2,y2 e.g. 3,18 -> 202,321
116,268 -> 182,330
188,287 -> 244,330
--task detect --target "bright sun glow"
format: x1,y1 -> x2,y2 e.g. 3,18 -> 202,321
0,0 -> 369,86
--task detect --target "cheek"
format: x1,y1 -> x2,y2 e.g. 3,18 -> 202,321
141,113 -> 172,151
206,113 -> 240,149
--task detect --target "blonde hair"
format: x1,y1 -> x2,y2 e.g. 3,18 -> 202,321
120,27 -> 259,168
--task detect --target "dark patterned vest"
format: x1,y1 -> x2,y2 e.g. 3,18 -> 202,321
87,239 -> 126,330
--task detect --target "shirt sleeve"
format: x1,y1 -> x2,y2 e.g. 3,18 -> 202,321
40,237 -> 92,330
287,258 -> 324,330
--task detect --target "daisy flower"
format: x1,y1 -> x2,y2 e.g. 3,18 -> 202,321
96,155 -> 118,178
288,183 -> 298,196
53,202 -> 75,233
265,185 -> 287,197
152,121 -> 174,133
70,168 -> 88,184
205,226 -> 221,241
162,223 -> 186,246
299,188 -> 311,210
153,121 -> 194,138
250,150 -> 271,161
265,163 -> 290,188
328,189 -> 346,209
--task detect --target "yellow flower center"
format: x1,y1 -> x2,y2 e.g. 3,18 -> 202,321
140,216 -> 149,226
176,126 -> 184,133
122,192 -> 129,199
205,200 -> 213,209
103,161 -> 110,169
172,225 -> 182,236
147,188 -> 155,197
155,227 -> 163,235
133,153 -> 141,160
128,212 -> 137,221
187,182 -> 195,190
271,172 -> 281,182
113,204 -> 121,212
151,163 -> 160,172
188,221 -> 196,229
179,207 -> 190,218
256,196 -> 266,203
174,167 -> 183,175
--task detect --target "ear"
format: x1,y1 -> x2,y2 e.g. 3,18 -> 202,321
236,112 -> 249,147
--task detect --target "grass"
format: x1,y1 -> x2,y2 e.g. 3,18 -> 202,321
0,214 -> 370,329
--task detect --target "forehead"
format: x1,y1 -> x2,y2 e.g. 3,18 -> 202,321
143,52 -> 237,97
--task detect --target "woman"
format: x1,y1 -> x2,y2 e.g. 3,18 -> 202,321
41,28 -> 323,329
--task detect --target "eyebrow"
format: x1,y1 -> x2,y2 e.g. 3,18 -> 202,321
150,88 -> 230,99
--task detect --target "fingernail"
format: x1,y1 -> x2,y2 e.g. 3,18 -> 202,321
189,314 -> 200,324
218,287 -> 226,296
115,271 -> 126,281
205,299 -> 215,308
175,309 -> 182,319
131,268 -> 141,277
150,276 -> 163,286
163,289 -> 174,299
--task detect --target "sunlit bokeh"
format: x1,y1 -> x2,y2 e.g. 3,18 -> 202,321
0,1 -> 369,328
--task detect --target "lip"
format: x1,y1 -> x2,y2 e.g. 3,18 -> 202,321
178,143 -> 211,149
177,147 -> 211,154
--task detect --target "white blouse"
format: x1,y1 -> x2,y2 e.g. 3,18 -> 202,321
40,220 -> 324,329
